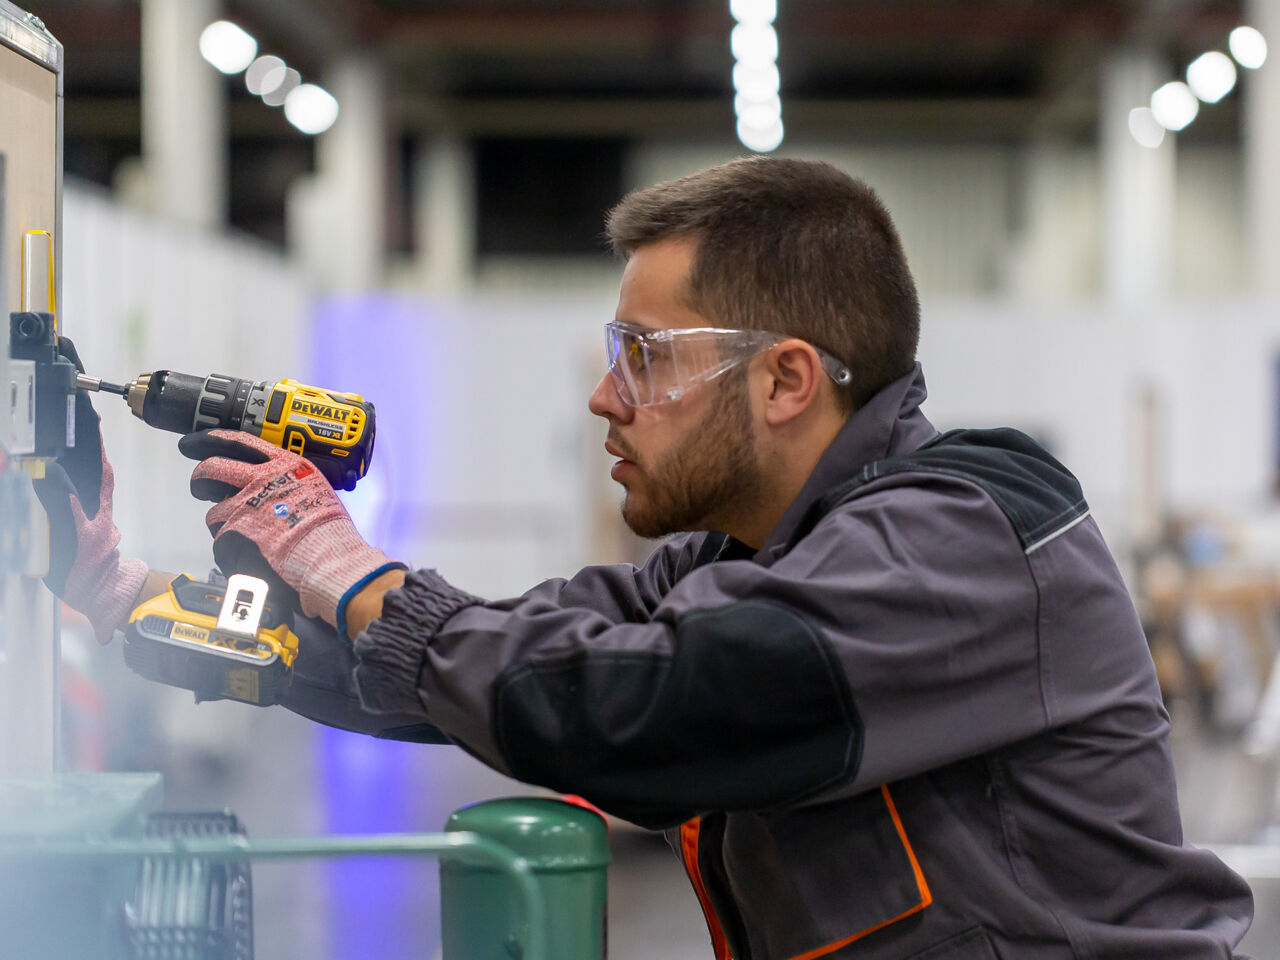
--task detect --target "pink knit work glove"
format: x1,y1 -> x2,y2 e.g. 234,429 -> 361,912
31,338 -> 148,644
178,429 -> 404,639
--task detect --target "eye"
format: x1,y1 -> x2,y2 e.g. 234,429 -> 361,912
626,340 -> 646,373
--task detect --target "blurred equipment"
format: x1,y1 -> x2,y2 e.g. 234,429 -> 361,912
1,784 -> 597,960
9,310 -> 76,459
125,811 -> 254,960
123,574 -> 299,708
79,368 -> 376,491
0,0 -> 65,779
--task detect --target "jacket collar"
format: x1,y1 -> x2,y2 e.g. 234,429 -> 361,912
754,362 -> 937,564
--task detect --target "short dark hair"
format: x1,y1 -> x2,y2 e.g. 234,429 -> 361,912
605,157 -> 920,412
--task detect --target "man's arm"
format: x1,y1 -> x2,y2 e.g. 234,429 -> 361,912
135,569 -> 179,607
352,479 -> 1051,829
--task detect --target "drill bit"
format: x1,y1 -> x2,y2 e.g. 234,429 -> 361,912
76,373 -> 129,396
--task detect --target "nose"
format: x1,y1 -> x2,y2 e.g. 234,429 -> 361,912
589,373 -> 634,423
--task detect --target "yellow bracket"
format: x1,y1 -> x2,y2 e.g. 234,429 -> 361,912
21,229 -> 56,326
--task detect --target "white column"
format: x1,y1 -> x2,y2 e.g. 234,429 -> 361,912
1245,0 -> 1280,294
288,56 -> 386,290
140,0 -> 225,226
415,136 -> 475,291
1100,50 -> 1176,303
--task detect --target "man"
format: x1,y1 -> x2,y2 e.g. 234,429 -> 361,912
42,158 -> 1253,958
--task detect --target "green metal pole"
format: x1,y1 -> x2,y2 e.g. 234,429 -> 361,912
441,798 -> 611,960
0,830 -> 547,960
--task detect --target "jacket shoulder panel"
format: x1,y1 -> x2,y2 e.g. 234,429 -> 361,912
791,428 -> 1088,554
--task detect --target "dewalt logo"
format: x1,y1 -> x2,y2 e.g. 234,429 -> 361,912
172,623 -> 210,644
292,399 -> 350,422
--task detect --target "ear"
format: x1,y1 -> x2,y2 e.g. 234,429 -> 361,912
760,339 -> 824,427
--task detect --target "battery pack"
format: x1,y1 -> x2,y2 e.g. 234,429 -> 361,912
123,575 -> 299,707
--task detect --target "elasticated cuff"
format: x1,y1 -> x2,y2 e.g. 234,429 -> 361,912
352,568 -> 483,715
336,561 -> 409,644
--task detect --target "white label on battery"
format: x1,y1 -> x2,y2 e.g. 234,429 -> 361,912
66,394 -> 75,448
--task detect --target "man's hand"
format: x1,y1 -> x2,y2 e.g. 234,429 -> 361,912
179,429 -> 405,639
30,337 -> 148,643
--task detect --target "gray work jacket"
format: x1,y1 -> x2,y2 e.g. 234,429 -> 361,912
353,363 -> 1254,959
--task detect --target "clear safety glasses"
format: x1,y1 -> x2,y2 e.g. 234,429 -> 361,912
605,320 -> 853,408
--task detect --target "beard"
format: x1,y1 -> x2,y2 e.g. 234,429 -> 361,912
614,372 -> 765,539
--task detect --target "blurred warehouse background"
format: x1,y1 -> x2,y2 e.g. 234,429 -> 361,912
22,0 -> 1280,956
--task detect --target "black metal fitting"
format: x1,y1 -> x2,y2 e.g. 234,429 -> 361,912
8,311 -> 76,459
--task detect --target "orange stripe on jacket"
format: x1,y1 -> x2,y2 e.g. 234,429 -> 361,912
680,818 -> 733,960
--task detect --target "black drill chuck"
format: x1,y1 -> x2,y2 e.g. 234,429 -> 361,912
101,369 -> 375,491
127,371 -> 255,434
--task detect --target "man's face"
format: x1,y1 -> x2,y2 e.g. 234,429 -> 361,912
588,237 -> 766,539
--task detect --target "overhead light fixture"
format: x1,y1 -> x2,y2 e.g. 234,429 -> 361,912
737,116 -> 785,153
732,62 -> 780,99
731,22 -> 779,67
1150,81 -> 1199,131
262,68 -> 301,107
246,55 -> 286,96
1229,26 -> 1268,69
730,0 -> 776,25
1128,107 -> 1166,149
731,0 -> 783,153
285,84 -> 340,135
742,96 -> 778,126
1186,51 -> 1237,103
198,21 -> 257,75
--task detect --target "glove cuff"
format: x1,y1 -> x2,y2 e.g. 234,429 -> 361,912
82,556 -> 149,644
281,519 -> 398,624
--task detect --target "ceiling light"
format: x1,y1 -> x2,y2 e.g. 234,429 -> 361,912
734,92 -> 782,120
1128,107 -> 1166,149
732,61 -> 780,99
198,21 -> 257,75
246,55 -> 285,95
1150,81 -> 1199,131
730,0 -> 776,25
730,22 -> 778,67
1230,26 -> 1268,69
262,68 -> 301,106
285,84 -> 340,135
737,116 -> 784,153
1186,51 -> 1237,102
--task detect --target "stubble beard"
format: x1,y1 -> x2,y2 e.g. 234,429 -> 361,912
618,373 -> 764,539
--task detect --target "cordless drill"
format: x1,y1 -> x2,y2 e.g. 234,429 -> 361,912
77,369 -> 375,491
72,367 -> 375,705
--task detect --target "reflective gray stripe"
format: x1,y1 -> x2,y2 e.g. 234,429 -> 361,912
1024,509 -> 1091,555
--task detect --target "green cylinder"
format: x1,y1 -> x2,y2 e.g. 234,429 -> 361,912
441,797 -> 610,960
